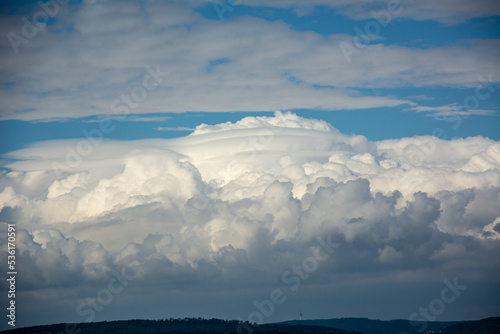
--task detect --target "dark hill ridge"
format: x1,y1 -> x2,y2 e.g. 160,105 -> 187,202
439,317 -> 500,334
1,317 -> 499,334
0,318 -> 360,334
278,317 -> 500,334
279,317 -> 460,334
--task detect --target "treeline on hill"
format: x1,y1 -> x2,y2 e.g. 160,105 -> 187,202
281,317 -> 462,334
0,318 -> 360,334
2,316 -> 499,334
439,317 -> 500,334
280,317 -> 500,334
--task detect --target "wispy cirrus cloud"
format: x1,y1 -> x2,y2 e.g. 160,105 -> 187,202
410,104 -> 499,118
84,115 -> 173,123
156,126 -> 195,132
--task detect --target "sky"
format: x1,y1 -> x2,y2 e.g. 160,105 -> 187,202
0,0 -> 499,330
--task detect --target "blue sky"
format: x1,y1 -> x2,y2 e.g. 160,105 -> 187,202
2,105 -> 499,155
1,0 -> 500,330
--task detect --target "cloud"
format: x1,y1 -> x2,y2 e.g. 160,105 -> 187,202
1,111 -> 499,264
85,115 -> 173,123
2,227 -> 113,290
430,242 -> 466,261
156,126 -> 195,132
1,111 -> 499,326
378,245 -> 403,264
410,104 -> 498,118
1,2 -> 499,121
217,0 -> 500,24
